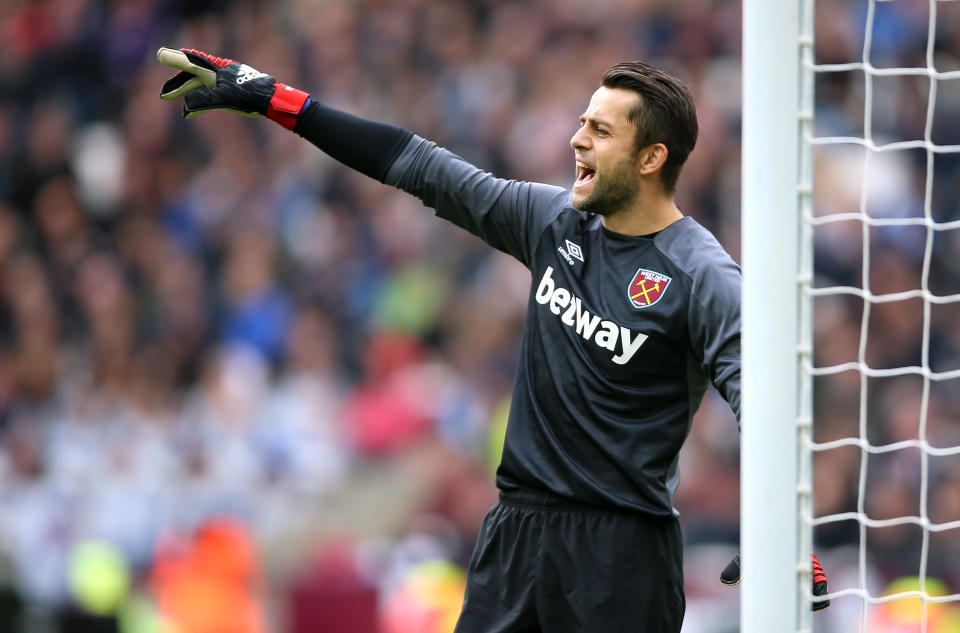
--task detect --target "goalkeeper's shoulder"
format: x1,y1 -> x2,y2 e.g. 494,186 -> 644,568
655,217 -> 740,279
653,217 -> 741,315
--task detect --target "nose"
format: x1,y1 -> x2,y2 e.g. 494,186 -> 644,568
570,125 -> 590,151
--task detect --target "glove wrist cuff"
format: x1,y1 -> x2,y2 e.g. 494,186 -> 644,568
266,84 -> 311,130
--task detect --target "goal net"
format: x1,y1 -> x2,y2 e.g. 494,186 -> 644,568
742,1 -> 960,632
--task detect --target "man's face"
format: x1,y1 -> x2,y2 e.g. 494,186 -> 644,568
569,86 -> 642,215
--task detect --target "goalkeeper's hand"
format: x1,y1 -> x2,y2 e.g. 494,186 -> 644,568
720,552 -> 830,611
157,47 -> 310,129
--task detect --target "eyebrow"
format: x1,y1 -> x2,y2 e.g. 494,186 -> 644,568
579,114 -> 614,131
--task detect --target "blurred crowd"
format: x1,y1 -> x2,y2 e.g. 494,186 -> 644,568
1,0 -> 959,632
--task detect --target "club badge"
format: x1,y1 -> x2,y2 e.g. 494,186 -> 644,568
628,268 -> 671,309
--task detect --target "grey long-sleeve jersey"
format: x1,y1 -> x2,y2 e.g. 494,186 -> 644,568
386,136 -> 742,517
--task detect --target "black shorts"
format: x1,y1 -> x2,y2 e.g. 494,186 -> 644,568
454,490 -> 685,633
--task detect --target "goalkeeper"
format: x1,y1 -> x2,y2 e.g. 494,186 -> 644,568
158,47 -> 829,631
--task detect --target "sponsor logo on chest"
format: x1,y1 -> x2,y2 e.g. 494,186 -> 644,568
534,266 -> 647,365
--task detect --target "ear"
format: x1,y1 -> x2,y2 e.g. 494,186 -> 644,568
636,143 -> 669,177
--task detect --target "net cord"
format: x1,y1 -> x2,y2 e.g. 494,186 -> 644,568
804,2 -> 960,630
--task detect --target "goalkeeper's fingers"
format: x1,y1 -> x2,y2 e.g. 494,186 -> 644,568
157,47 -> 217,100
720,553 -> 740,586
811,553 -> 830,611
719,552 -> 830,612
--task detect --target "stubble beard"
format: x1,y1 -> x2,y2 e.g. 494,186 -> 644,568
573,155 -> 641,217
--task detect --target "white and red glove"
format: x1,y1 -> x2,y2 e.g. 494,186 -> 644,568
157,47 -> 310,129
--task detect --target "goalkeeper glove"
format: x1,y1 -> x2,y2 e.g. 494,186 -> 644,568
720,552 -> 830,611
157,47 -> 310,130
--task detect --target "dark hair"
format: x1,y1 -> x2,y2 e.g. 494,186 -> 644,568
601,62 -> 698,193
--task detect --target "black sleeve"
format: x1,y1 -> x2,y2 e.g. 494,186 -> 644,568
292,101 -> 414,183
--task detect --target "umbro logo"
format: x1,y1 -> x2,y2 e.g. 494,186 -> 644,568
557,239 -> 584,266
236,64 -> 268,84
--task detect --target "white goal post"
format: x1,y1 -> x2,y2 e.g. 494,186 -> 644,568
742,1 -> 960,632
741,0 -> 811,630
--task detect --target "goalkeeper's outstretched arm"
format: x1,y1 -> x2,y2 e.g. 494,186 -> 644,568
157,46 -> 568,266
158,47 -> 412,181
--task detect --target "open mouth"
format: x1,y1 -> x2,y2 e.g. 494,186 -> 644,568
575,161 -> 595,188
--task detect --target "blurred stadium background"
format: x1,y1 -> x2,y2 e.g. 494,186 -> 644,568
1,0 -> 959,632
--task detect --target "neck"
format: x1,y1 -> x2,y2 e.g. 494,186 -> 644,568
600,192 -> 684,236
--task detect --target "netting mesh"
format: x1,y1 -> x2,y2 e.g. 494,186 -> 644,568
803,0 -> 960,630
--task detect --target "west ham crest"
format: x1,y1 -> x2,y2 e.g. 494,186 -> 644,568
628,268 -> 671,309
